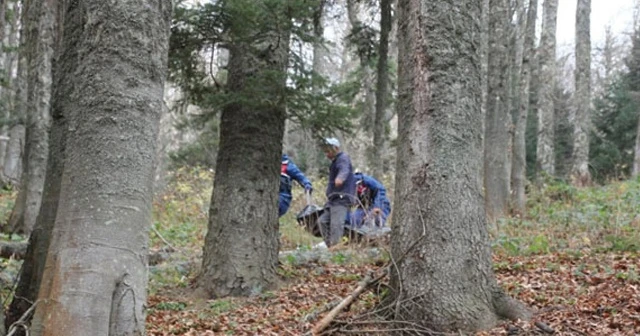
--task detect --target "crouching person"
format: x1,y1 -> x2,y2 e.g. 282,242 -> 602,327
349,171 -> 391,228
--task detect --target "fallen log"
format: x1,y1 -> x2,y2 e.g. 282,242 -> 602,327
311,268 -> 388,336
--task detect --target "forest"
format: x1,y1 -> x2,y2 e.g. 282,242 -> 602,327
0,0 -> 637,335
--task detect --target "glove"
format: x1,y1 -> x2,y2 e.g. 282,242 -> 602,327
305,186 -> 313,194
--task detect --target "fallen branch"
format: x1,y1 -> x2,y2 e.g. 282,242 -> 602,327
311,269 -> 388,336
0,241 -> 27,259
6,300 -> 38,336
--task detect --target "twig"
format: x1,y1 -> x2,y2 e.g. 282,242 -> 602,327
534,321 -> 555,334
6,300 -> 38,336
311,269 -> 388,335
151,225 -> 178,253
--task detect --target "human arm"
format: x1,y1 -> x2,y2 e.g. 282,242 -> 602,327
334,154 -> 351,187
287,160 -> 313,191
364,175 -> 387,213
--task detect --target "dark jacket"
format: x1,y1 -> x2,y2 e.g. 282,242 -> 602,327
326,152 -> 356,206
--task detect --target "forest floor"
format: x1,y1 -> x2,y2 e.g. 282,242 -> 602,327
1,167 -> 638,335
143,168 -> 640,335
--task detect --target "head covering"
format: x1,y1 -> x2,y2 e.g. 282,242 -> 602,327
323,137 -> 341,148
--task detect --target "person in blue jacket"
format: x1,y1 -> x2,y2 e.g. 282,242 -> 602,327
349,171 -> 391,228
279,154 -> 313,217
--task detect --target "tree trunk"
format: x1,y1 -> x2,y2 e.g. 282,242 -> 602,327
484,0 -> 511,220
29,1 -> 171,334
535,0 -> 558,181
2,123 -> 24,186
197,3 -> 289,299
6,0 -> 55,236
389,0 -> 530,332
5,0 -> 67,328
0,0 -> 20,171
370,0 -> 391,180
570,0 -> 592,186
511,0 -> 538,214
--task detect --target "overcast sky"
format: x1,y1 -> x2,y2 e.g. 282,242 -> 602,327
556,0 -> 635,49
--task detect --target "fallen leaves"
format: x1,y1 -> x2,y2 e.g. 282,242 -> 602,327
147,250 -> 640,335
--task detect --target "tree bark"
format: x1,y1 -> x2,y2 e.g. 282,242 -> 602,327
511,0 -> 537,214
2,124 -> 24,186
29,1 -> 172,335
5,0 -> 67,325
0,0 -> 20,170
570,0 -> 592,186
370,0 -> 391,180
7,0 -> 55,236
484,0 -> 511,220
197,2 -> 289,299
389,0 -> 530,332
535,0 -> 558,181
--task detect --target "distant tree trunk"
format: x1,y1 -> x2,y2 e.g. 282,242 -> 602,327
29,0 -> 171,334
536,0 -> 558,180
484,0 -> 511,220
370,0 -> 391,180
389,0 -> 530,331
7,0 -> 55,236
0,0 -> 20,169
570,0 -> 592,186
511,0 -> 538,214
197,4 -> 289,299
2,124 -> 24,186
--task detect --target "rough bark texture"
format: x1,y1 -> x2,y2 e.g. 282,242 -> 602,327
371,0 -> 391,180
7,0 -> 55,236
535,0 -> 558,180
570,0 -> 592,186
197,5 -> 289,298
390,0 -> 530,332
29,1 -> 172,335
484,0 -> 511,220
511,0 -> 538,215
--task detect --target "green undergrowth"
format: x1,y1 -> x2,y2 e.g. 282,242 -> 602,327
492,177 -> 640,256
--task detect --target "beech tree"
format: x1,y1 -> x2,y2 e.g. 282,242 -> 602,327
389,0 -> 530,332
536,0 -> 558,179
570,0 -> 592,186
24,1 -> 172,334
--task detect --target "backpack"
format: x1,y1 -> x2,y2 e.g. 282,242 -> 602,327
280,160 -> 292,193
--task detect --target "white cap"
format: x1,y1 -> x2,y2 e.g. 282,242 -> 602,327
324,137 -> 340,147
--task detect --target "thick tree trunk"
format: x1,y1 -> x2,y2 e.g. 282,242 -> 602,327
484,0 -> 511,220
389,0 -> 530,332
511,0 -> 538,214
6,0 -> 55,236
570,0 -> 592,186
535,0 -> 558,180
197,4 -> 289,299
370,0 -> 391,180
29,1 -> 171,335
